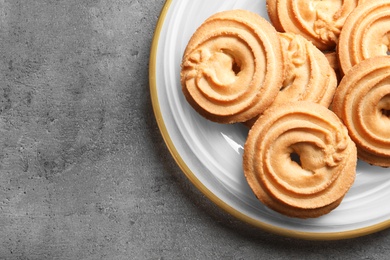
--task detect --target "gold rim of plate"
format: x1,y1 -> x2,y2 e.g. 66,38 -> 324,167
148,0 -> 390,240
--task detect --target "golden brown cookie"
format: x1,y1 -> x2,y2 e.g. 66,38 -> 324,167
338,0 -> 390,75
243,101 -> 357,218
180,10 -> 284,124
266,0 -> 366,51
275,33 -> 337,107
244,32 -> 337,128
331,56 -> 390,167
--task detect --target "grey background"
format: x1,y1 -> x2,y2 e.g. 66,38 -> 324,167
1,0 -> 390,259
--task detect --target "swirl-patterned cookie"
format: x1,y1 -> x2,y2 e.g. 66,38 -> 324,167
275,33 -> 337,107
243,101 -> 357,218
338,0 -> 390,75
266,0 -> 366,51
244,32 -> 337,127
180,10 -> 284,124
331,56 -> 390,167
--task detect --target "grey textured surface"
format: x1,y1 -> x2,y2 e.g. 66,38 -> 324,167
1,1 -> 390,259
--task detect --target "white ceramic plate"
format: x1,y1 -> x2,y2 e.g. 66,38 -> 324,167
149,0 -> 390,240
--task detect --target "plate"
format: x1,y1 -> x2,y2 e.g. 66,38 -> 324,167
149,0 -> 390,240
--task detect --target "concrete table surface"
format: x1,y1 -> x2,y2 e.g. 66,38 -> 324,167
1,1 -> 390,259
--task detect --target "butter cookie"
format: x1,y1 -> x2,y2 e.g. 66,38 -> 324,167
332,56 -> 390,167
243,101 -> 357,218
266,0 -> 366,51
181,10 -> 284,124
338,0 -> 390,74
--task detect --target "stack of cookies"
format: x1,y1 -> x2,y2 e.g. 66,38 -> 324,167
180,1 -> 390,218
